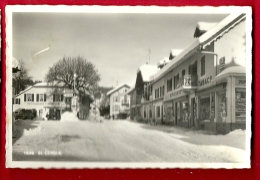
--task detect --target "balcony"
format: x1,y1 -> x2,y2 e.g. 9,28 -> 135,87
121,101 -> 130,107
175,75 -> 198,90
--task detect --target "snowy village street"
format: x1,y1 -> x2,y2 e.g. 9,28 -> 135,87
12,119 -> 247,163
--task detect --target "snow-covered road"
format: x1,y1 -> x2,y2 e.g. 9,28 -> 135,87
12,119 -> 247,163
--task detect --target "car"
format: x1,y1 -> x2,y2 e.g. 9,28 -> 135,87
32,109 -> 37,118
14,109 -> 34,120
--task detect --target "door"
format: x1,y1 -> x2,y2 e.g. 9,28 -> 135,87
191,98 -> 195,127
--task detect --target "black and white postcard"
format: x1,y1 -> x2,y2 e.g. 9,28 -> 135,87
6,6 -> 252,168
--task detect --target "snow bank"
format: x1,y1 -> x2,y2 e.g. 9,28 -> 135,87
23,126 -> 46,136
226,129 -> 245,136
60,111 -> 79,122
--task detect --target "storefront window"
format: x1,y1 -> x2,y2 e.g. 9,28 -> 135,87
200,97 -> 210,121
181,101 -> 189,122
210,93 -> 215,122
235,88 -> 246,121
176,102 -> 180,121
218,94 -> 227,122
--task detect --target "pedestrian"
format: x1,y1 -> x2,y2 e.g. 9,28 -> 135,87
112,114 -> 114,120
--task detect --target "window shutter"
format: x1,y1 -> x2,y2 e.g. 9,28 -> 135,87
44,94 -> 46,102
61,94 -> 64,101
24,94 -> 26,102
12,98 -> 14,104
18,99 -> 20,104
32,94 -> 34,102
37,94 -> 39,102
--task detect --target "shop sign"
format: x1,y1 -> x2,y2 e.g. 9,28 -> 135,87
165,90 -> 185,101
198,76 -> 212,86
64,93 -> 73,97
219,57 -> 225,73
236,79 -> 246,86
27,102 -> 45,105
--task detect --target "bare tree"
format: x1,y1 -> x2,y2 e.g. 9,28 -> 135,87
45,56 -> 101,97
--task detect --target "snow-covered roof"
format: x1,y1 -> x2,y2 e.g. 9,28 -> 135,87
34,82 -> 48,86
151,13 -> 246,83
157,57 -> 170,68
151,40 -> 200,81
213,66 -> 246,82
14,82 -> 66,98
199,13 -> 246,49
137,64 -> 158,82
107,83 -> 131,96
169,49 -> 184,60
194,22 -> 218,38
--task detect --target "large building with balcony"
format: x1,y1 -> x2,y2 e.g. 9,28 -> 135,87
107,84 -> 131,119
129,13 -> 248,134
13,82 -> 92,120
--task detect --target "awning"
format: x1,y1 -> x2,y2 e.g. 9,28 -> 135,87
212,66 -> 246,82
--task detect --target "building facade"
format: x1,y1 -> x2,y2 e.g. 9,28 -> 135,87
107,84 -> 131,119
129,13 -> 247,134
13,82 -> 91,120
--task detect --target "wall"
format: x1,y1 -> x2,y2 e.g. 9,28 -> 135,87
109,85 -> 130,117
151,78 -> 164,123
13,86 -> 66,119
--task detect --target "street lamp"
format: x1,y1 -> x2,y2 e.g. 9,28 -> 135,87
73,73 -> 77,96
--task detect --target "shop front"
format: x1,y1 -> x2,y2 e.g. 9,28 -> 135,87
164,90 -> 190,127
198,66 -> 246,134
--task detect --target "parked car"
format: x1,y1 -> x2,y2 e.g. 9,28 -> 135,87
32,109 -> 37,118
14,109 -> 34,120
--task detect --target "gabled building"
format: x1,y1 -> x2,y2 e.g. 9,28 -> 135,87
128,13 -> 248,134
13,82 -> 92,120
152,13 -> 247,133
107,84 -> 131,119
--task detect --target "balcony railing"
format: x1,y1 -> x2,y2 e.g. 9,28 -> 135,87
121,101 -> 130,106
175,75 -> 198,89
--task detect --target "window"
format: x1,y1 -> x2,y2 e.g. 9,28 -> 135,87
167,78 -> 172,92
157,106 -> 160,117
24,94 -> 34,102
14,98 -> 20,104
182,69 -> 185,77
53,94 -> 63,102
174,74 -> 179,89
201,56 -> 205,76
114,105 -> 119,111
37,94 -> 46,102
144,108 -> 146,118
114,96 -> 119,102
162,86 -> 164,96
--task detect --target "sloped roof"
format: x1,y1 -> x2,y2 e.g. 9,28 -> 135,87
125,87 -> 135,95
151,13 -> 246,83
194,22 -> 218,38
137,64 -> 158,82
157,57 -> 170,68
151,40 -> 200,81
107,83 -> 131,96
169,49 -> 184,60
213,66 -> 246,82
199,13 -> 246,49
14,82 -> 67,98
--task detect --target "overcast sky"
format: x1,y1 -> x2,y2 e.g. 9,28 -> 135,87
12,11 -> 228,87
